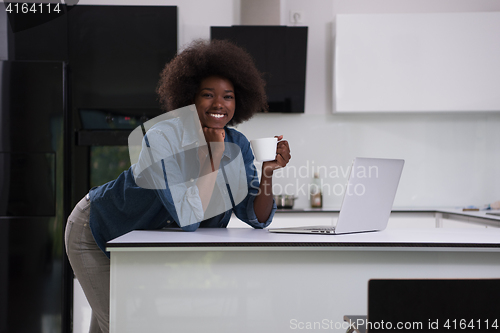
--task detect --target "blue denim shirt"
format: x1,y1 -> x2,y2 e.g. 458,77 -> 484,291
88,127 -> 277,258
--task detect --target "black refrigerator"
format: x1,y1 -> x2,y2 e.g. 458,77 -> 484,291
0,60 -> 69,333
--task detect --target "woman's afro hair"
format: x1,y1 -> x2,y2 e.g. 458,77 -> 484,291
156,39 -> 268,126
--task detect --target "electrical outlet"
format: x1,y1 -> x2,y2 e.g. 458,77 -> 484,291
290,11 -> 304,24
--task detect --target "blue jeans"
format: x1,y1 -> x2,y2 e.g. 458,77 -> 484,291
65,196 -> 110,333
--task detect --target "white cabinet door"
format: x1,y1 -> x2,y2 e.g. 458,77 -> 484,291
335,12 -> 500,112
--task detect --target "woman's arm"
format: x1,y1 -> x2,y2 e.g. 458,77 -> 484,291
253,135 -> 291,223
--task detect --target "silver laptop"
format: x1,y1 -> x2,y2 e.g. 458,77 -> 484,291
268,157 -> 404,235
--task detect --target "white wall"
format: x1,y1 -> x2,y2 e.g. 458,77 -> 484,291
234,0 -> 500,209
241,0 -> 280,25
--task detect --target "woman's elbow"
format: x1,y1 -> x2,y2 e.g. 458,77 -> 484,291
181,222 -> 200,232
252,222 -> 268,229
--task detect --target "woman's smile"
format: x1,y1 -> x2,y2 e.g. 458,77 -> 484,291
208,112 -> 225,118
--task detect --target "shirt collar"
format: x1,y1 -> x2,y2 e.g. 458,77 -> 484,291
222,131 -> 232,160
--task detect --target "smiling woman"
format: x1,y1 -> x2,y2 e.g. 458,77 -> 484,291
64,38 -> 291,333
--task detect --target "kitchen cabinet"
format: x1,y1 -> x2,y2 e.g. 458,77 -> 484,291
334,12 -> 500,112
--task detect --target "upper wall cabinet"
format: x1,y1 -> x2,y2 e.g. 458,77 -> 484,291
334,12 -> 500,112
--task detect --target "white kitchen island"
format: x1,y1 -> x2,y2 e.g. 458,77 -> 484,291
107,228 -> 500,333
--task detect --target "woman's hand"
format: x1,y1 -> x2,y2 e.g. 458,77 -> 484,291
202,126 -> 225,143
202,126 -> 225,158
253,135 -> 291,223
262,135 -> 291,177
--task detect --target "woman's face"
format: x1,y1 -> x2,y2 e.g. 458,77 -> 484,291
194,76 -> 235,129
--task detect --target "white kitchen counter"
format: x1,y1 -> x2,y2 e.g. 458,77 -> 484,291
107,227 -> 500,252
107,228 -> 500,333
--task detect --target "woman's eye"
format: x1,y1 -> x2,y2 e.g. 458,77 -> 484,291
202,93 -> 213,98
224,95 -> 234,100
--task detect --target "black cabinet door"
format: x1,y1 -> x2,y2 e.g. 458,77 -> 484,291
68,5 -> 177,110
0,60 -> 65,333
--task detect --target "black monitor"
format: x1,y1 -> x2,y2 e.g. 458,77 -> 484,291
368,279 -> 500,332
211,26 -> 308,113
68,5 -> 178,110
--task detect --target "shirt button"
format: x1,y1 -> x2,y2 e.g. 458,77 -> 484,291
195,142 -> 199,146
190,178 -> 194,182
167,220 -> 171,224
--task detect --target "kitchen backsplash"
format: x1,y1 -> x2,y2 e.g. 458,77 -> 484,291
235,112 -> 500,209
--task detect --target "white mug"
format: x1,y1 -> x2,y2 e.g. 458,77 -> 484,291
250,137 -> 277,162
